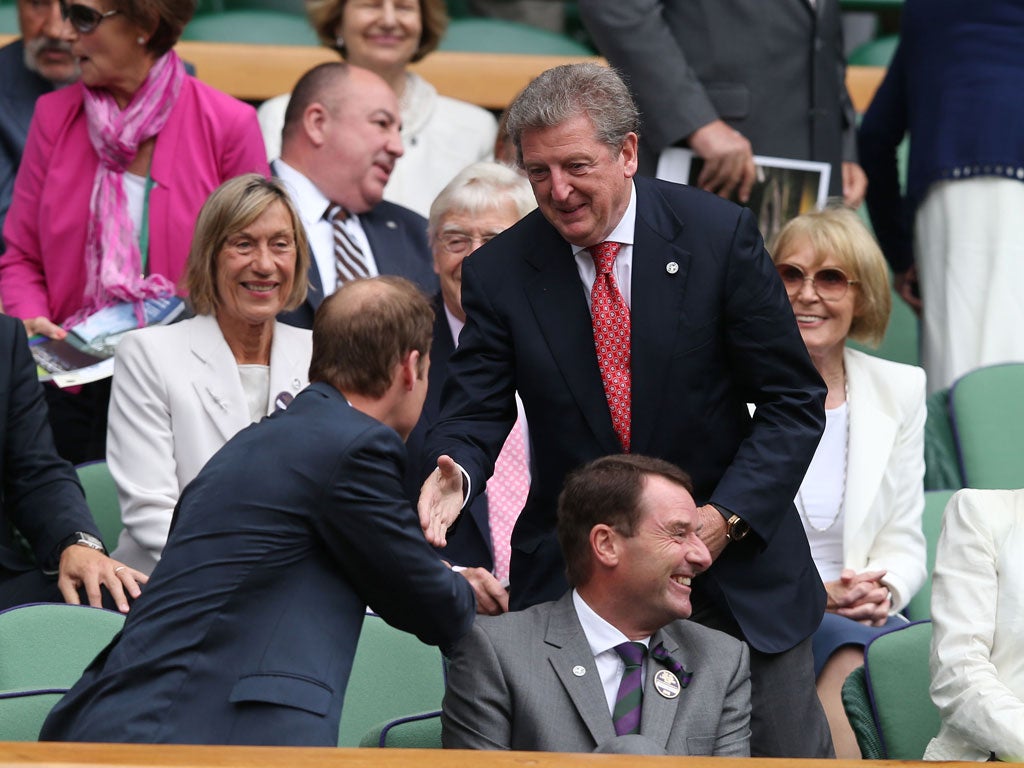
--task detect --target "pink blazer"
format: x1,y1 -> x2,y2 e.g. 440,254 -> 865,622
0,76 -> 269,324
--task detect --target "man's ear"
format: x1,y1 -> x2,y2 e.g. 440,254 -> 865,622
304,103 -> 329,147
399,349 -> 421,391
590,524 -> 620,569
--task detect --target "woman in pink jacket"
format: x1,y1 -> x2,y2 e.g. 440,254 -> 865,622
0,0 -> 268,463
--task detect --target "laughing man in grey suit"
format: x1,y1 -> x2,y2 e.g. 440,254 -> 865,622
442,455 -> 750,755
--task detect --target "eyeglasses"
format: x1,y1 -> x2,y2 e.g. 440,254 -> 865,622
436,232 -> 497,257
59,0 -> 120,33
775,264 -> 858,302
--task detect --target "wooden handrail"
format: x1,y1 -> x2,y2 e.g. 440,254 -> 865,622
0,741 -> 979,768
0,34 -> 885,112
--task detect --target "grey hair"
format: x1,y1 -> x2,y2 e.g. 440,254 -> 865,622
427,162 -> 537,238
504,63 -> 640,166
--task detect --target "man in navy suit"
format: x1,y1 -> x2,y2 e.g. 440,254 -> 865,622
404,161 -> 536,614
40,278 -> 475,746
0,314 -> 145,611
418,64 -> 831,757
275,62 -> 436,329
0,0 -> 78,252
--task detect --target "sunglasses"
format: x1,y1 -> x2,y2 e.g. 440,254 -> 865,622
775,264 -> 858,302
59,0 -> 120,33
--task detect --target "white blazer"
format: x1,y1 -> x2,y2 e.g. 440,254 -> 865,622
925,489 -> 1024,762
839,347 -> 927,611
107,314 -> 312,574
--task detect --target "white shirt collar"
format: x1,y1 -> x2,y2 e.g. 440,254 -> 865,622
573,588 -> 650,656
570,180 -> 638,258
273,159 -> 331,228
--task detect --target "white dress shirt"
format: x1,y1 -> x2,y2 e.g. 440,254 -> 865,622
274,160 -> 378,297
573,589 -> 652,717
572,181 -> 638,311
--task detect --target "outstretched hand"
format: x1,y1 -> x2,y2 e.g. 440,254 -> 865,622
418,455 -> 464,547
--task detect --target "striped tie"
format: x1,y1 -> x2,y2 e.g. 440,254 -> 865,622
326,204 -> 371,286
612,641 -> 646,735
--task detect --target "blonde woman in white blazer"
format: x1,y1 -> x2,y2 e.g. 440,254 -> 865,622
925,489 -> 1024,762
771,208 -> 926,759
108,176 -> 313,575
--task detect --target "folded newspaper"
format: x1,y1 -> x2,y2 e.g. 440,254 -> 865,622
31,296 -> 186,388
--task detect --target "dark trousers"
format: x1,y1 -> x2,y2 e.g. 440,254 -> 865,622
43,379 -> 111,466
691,593 -> 835,758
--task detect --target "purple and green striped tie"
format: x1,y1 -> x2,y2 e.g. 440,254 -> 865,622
612,641 -> 646,735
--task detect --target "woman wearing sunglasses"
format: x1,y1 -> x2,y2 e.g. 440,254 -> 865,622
0,0 -> 268,463
770,206 -> 927,759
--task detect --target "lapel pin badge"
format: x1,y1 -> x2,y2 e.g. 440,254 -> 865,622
386,220 -> 398,229
572,665 -> 587,677
654,669 -> 680,699
666,262 -> 679,275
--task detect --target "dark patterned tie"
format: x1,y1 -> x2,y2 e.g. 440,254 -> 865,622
325,204 -> 370,286
589,241 -> 631,452
651,642 -> 693,688
612,641 -> 646,735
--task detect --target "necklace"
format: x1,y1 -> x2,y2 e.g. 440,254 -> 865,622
796,376 -> 850,533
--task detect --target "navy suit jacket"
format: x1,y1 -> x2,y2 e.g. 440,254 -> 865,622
41,383 -> 475,746
278,191 -> 437,329
0,314 -> 98,576
425,176 -> 827,654
0,40 -> 54,254
404,294 -> 494,570
858,0 -> 1024,272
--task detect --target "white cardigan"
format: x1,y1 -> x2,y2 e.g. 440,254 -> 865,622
838,347 -> 927,611
924,489 -> 1024,762
257,72 -> 497,217
107,314 -> 312,574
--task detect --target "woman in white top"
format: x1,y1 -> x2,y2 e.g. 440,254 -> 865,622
771,207 -> 927,759
258,0 -> 497,217
925,488 -> 1024,762
107,175 -> 313,574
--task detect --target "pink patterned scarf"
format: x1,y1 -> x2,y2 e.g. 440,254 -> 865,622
71,49 -> 186,326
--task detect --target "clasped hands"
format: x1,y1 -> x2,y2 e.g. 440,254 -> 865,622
418,455 -> 509,616
825,568 -> 891,626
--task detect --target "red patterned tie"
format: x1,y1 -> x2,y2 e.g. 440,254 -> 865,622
486,415 -> 529,582
590,241 -> 631,452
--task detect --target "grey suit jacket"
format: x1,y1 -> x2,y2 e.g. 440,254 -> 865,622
442,592 -> 751,755
578,0 -> 855,193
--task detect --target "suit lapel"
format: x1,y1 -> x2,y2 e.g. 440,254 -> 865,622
843,349 -> 897,539
523,223 -> 620,452
630,178 -> 692,453
267,323 -> 308,415
546,594 -> 617,745
188,315 -> 250,443
640,627 -> 683,748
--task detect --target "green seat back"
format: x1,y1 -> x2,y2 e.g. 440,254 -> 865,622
337,613 -> 447,747
0,3 -> 19,34
359,710 -> 443,749
75,461 -> 123,551
0,693 -> 66,742
949,363 -> 1024,489
841,665 -> 885,760
848,34 -> 899,67
923,389 -> 962,490
181,10 -> 320,45
904,490 -> 956,621
0,604 -> 125,741
439,18 -> 593,55
863,622 -> 940,759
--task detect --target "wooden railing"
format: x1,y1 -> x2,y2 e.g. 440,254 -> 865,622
0,741 -> 988,768
0,34 -> 886,112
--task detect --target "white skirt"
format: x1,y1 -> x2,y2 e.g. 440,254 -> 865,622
915,177 -> 1024,393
